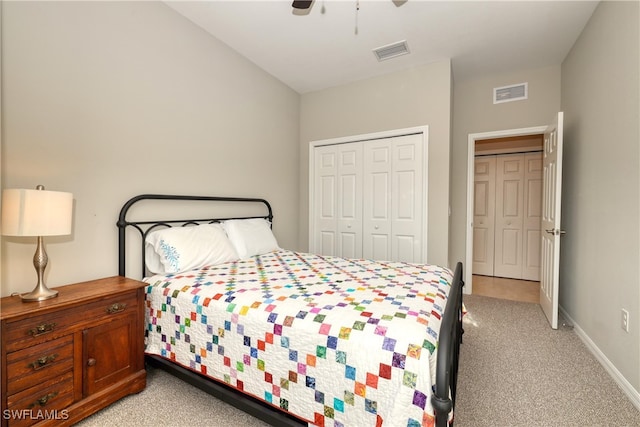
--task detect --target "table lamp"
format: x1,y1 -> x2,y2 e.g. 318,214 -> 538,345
1,185 -> 73,301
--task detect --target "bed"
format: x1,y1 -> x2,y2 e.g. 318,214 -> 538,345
117,194 -> 464,427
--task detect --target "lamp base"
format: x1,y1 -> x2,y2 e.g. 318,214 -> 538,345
20,235 -> 59,302
20,285 -> 59,302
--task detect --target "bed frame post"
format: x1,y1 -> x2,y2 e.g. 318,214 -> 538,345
432,262 -> 464,427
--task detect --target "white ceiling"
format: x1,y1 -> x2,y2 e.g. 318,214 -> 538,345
165,0 -> 599,94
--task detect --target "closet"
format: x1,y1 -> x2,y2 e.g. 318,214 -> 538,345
310,133 -> 425,263
473,151 -> 542,281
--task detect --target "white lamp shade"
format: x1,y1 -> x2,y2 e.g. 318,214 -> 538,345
1,188 -> 73,236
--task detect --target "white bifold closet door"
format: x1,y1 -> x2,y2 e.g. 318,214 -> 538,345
313,143 -> 363,258
494,154 -> 526,278
312,134 -> 424,263
363,135 -> 424,263
472,156 -> 496,276
522,153 -> 543,281
473,152 -> 542,281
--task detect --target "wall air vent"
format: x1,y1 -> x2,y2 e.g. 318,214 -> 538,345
373,40 -> 410,61
493,82 -> 528,104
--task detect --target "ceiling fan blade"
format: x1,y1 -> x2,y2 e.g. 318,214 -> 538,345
292,1 -> 313,10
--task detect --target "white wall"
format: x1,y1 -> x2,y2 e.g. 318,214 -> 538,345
299,60 -> 452,267
449,66 -> 562,272
0,1 -> 300,296
560,0 -> 639,394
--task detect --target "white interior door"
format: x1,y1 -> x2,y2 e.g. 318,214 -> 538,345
540,112 -> 564,329
494,154 -> 524,278
473,156 -> 496,275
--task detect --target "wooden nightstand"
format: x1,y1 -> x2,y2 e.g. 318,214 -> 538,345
0,277 -> 147,427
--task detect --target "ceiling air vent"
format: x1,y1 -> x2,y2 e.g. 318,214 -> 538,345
493,82 -> 528,104
373,40 -> 410,62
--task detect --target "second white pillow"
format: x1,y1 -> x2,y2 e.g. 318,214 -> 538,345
222,218 -> 280,259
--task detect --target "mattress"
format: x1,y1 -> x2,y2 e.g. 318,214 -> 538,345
143,249 -> 453,426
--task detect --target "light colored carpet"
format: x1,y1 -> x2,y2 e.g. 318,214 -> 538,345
76,366 -> 270,427
455,295 -> 640,427
77,294 -> 640,426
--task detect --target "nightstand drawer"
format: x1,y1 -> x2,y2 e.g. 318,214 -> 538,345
4,291 -> 139,352
6,334 -> 74,395
6,371 -> 74,427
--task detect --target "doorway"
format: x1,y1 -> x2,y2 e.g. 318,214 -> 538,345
465,125 -> 547,296
474,135 -> 543,278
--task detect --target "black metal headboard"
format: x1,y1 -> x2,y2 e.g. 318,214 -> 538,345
117,194 -> 273,279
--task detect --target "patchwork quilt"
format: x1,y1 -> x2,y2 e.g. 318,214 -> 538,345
144,250 -> 453,427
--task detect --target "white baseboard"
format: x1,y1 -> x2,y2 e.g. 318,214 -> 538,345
559,305 -> 640,412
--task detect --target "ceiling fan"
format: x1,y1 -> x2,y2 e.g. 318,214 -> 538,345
292,1 -> 313,9
293,1 -> 407,10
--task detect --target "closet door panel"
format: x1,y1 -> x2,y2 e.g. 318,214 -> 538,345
340,233 -> 358,259
395,235 -> 418,263
313,146 -> 338,256
337,144 -> 363,258
363,142 -> 392,261
494,154 -> 524,279
473,157 -> 496,275
320,231 -> 336,256
319,175 -> 337,256
370,235 -> 390,261
522,152 -> 543,281
371,174 -> 390,218
391,134 -> 424,263
499,229 -> 520,266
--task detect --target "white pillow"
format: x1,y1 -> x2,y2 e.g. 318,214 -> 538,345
222,218 -> 280,259
145,223 -> 239,274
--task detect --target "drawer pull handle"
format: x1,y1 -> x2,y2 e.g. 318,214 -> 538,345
29,353 -> 59,371
29,391 -> 59,408
28,322 -> 57,337
87,358 -> 97,367
107,302 -> 127,314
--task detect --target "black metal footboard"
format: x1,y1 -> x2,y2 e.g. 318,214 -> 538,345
432,262 -> 464,427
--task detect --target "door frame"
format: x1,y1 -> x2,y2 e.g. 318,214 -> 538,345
465,125 -> 547,294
